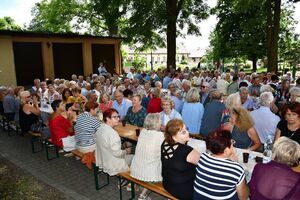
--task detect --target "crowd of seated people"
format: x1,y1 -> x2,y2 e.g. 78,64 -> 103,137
1,67 -> 300,199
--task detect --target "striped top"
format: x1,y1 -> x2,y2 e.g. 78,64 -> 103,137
194,153 -> 245,200
74,112 -> 101,148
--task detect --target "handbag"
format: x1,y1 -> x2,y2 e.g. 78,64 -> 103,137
30,121 -> 45,133
62,136 -> 76,152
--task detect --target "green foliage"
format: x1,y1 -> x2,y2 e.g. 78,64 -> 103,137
131,54 -> 146,70
28,0 -> 80,33
0,17 -> 21,30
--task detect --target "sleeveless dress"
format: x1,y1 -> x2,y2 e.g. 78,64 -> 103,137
232,126 -> 252,149
19,107 -> 38,132
161,141 -> 196,200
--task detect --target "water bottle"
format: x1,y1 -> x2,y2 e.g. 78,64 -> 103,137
263,135 -> 273,163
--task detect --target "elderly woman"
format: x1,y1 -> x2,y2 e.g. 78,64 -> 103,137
224,106 -> 261,151
130,113 -> 164,200
181,88 -> 204,134
19,91 -> 41,134
160,96 -> 182,130
48,100 -> 74,148
125,94 -> 147,127
99,92 -> 112,112
74,101 -> 101,153
194,129 -> 249,200
289,87 -> 300,103
161,119 -> 200,200
275,102 -> 300,144
249,137 -> 300,199
95,108 -> 132,176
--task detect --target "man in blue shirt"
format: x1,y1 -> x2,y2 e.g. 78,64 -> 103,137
112,90 -> 132,120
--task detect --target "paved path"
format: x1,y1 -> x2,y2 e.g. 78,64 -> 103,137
0,128 -> 165,200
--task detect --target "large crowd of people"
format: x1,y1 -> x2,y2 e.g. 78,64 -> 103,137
1,65 -> 300,199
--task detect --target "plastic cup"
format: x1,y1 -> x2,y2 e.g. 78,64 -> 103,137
243,152 -> 249,163
135,129 -> 141,137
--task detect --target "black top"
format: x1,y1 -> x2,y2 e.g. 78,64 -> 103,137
19,107 -> 38,132
277,120 -> 300,144
161,141 -> 196,200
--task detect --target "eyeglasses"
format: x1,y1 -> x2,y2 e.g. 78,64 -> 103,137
231,139 -> 236,145
201,86 -> 206,88
111,115 -> 120,119
179,129 -> 189,135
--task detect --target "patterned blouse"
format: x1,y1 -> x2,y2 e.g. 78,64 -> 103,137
125,106 -> 147,127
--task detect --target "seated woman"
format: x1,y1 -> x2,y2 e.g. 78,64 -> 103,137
223,106 -> 261,151
181,88 -> 204,134
62,88 -> 74,104
130,113 -> 164,199
194,129 -> 249,200
48,100 -> 74,148
249,137 -> 300,199
125,94 -> 147,127
160,96 -> 182,131
95,108 -> 132,176
99,92 -> 113,112
19,91 -> 41,134
275,102 -> 300,144
147,88 -> 162,113
161,119 -> 200,200
74,101 -> 101,153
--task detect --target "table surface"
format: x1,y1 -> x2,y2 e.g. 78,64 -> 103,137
113,123 -> 141,141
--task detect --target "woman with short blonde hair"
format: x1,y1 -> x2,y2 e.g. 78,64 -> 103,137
223,106 -> 261,151
185,87 -> 200,103
160,96 -> 182,129
249,137 -> 300,199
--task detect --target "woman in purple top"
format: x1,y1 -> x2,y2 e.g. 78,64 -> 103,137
249,137 -> 300,200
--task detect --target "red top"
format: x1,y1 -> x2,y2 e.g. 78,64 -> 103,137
99,101 -> 113,112
49,115 -> 74,148
147,97 -> 162,113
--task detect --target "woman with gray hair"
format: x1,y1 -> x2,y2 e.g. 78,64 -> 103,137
181,88 -> 204,133
130,113 -> 165,200
160,96 -> 182,130
289,87 -> 300,103
249,137 -> 300,199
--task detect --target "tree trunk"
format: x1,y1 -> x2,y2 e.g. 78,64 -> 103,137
166,0 -> 177,70
252,57 -> 257,72
266,0 -> 281,72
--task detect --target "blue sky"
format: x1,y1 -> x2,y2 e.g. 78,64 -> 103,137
0,0 -> 299,52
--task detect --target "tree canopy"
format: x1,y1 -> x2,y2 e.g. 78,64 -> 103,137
0,17 -> 21,30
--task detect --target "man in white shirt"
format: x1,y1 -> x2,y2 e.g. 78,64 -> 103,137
250,92 -> 280,144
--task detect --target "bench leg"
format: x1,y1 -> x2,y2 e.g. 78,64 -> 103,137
118,176 -> 135,200
93,163 -> 110,190
45,141 -> 59,160
31,136 -> 44,153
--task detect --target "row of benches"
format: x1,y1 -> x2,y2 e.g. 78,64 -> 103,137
0,115 -> 178,200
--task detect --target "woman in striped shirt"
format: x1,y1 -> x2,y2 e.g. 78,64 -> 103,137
193,129 -> 249,200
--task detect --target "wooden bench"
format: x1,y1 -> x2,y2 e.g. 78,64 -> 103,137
118,171 -> 177,200
71,149 -> 110,190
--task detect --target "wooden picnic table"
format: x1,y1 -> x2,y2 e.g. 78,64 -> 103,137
113,123 -> 141,141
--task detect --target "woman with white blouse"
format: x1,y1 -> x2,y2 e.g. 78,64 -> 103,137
160,96 -> 182,131
130,113 -> 164,199
95,108 -> 132,176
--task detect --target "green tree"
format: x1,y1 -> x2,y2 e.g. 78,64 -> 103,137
28,0 -> 79,33
0,17 -> 21,30
127,0 -> 209,69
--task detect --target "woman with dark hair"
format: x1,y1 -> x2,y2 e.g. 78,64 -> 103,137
95,108 -> 132,175
275,102 -> 300,144
161,119 -> 200,200
62,88 -> 74,104
48,100 -> 74,148
74,101 -> 101,153
277,79 -> 291,102
193,129 -> 249,200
